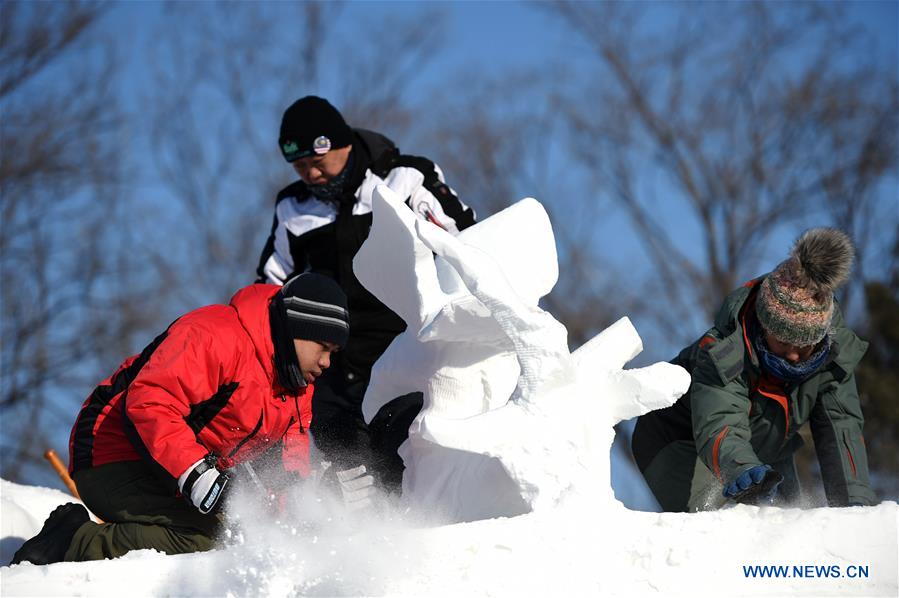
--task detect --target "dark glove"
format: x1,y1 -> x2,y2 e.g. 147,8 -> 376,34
723,464 -> 783,504
178,454 -> 230,514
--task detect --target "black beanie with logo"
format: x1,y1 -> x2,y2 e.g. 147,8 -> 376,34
279,96 -> 354,162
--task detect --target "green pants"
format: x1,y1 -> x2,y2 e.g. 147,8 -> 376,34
640,440 -> 800,512
639,440 -> 718,512
65,461 -> 222,561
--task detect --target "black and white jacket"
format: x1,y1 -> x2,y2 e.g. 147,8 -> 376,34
256,128 -> 476,376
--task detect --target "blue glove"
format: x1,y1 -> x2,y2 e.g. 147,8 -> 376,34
723,464 -> 782,503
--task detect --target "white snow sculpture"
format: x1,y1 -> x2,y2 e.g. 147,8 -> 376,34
354,185 -> 690,522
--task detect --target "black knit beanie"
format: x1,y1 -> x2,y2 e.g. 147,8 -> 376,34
269,273 -> 349,392
279,96 -> 353,162
281,273 -> 349,346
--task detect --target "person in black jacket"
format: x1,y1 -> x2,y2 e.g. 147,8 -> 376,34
256,96 -> 476,492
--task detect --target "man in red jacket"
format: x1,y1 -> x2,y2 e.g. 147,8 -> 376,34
12,273 -> 349,564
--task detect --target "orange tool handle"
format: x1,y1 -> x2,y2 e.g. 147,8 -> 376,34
44,449 -> 81,500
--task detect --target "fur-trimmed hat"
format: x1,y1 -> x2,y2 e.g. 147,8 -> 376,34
756,228 -> 854,347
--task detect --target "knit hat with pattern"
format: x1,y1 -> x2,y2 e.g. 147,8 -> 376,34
756,228 -> 854,347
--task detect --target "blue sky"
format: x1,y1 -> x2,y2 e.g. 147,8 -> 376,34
100,0 -> 897,346
107,1 -> 896,100
380,0 -> 897,73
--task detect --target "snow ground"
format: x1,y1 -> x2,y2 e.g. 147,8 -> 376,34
2,479 -> 896,597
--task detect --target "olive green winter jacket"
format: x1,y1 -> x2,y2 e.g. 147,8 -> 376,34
673,277 -> 875,506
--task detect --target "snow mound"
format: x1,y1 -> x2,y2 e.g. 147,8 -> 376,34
355,186 -> 689,521
2,479 -> 897,596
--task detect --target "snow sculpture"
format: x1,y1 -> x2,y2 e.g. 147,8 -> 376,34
354,185 -> 690,522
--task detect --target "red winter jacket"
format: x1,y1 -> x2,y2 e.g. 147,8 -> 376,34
68,285 -> 314,482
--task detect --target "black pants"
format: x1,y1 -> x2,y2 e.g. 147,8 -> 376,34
310,362 -> 422,493
67,461 -> 222,560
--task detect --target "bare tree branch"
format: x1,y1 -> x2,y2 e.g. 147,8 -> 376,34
550,1 -> 898,343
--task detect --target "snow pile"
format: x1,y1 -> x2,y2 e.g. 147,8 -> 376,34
2,479 -> 897,596
356,186 -> 689,521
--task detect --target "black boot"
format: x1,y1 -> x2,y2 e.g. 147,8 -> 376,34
10,503 -> 90,565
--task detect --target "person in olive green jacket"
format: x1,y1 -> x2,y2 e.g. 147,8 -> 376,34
632,228 -> 876,511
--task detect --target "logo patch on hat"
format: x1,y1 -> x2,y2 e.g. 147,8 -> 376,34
282,140 -> 300,155
313,136 -> 332,155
